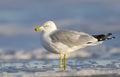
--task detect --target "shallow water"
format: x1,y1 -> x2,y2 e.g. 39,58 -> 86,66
0,58 -> 120,77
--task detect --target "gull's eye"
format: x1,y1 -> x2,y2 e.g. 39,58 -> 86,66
44,25 -> 49,28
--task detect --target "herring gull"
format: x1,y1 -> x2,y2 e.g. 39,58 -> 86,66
34,21 -> 115,70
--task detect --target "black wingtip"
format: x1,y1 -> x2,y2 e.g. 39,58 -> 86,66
92,33 -> 115,41
106,33 -> 115,40
107,33 -> 112,36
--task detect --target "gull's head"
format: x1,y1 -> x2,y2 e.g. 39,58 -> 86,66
34,21 -> 57,33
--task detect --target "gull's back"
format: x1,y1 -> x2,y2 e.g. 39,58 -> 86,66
50,30 -> 98,47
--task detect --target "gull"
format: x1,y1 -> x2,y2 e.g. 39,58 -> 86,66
34,21 -> 115,70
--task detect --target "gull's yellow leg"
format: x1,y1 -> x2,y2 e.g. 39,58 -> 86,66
59,54 -> 63,70
64,54 -> 66,70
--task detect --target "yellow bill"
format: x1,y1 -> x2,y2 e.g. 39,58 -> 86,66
34,27 -> 43,31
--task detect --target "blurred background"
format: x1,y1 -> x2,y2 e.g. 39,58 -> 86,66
0,0 -> 120,60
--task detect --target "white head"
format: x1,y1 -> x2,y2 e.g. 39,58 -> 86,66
34,21 -> 57,33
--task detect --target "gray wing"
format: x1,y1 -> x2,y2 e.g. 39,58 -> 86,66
50,30 -> 96,47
